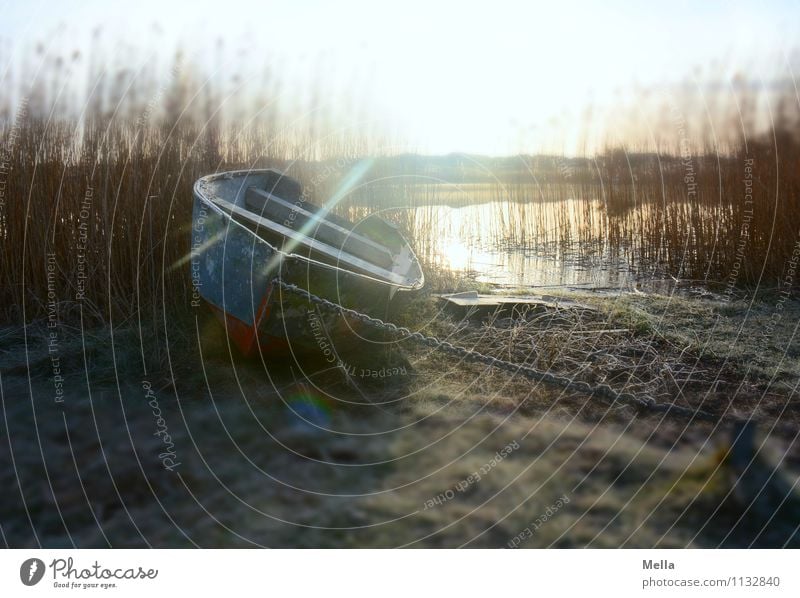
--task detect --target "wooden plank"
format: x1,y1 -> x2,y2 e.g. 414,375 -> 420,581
437,291 -> 598,312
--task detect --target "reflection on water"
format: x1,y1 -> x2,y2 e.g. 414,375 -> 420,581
343,183 -> 650,289
324,147 -> 780,288
408,203 -> 636,288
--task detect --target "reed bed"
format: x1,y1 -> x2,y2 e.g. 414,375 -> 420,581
339,111 -> 800,289
2,50 -> 799,329
2,119 -> 232,325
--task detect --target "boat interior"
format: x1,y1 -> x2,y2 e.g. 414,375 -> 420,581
198,170 -> 423,289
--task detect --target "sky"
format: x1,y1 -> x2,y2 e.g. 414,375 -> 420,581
1,0 -> 798,154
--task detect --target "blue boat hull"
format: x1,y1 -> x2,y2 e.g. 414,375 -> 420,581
191,192 -> 399,358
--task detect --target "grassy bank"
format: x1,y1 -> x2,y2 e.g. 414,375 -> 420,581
2,286 -> 799,548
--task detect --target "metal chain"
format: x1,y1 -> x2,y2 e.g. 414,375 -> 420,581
273,278 -> 719,423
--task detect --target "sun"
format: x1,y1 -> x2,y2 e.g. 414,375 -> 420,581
441,240 -> 472,271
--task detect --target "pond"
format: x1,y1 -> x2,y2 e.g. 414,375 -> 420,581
342,183 -> 658,290
403,201 -> 638,289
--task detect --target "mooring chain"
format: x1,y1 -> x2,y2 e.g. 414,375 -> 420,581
273,279 -> 719,423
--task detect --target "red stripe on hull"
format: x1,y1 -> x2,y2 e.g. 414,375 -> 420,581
207,284 -> 274,357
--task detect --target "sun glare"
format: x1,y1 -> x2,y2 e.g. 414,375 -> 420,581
441,240 -> 473,271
